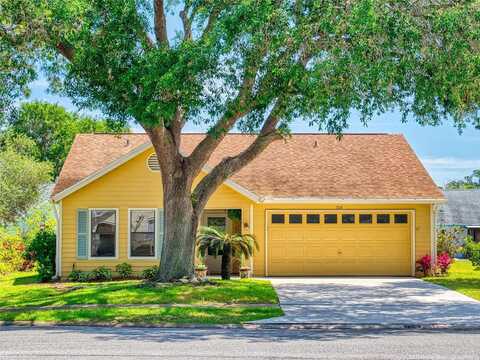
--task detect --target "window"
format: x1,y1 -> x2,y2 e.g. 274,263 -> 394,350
394,214 -> 408,224
307,214 -> 320,224
342,214 -> 355,224
289,214 -> 302,224
130,210 -> 156,258
207,217 -> 226,231
324,214 -> 337,224
359,214 -> 372,224
90,209 -> 117,258
377,214 -> 390,224
271,214 -> 285,224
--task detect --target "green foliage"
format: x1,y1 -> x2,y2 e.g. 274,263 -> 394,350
1,1 -> 479,132
27,228 -> 56,282
437,227 -> 463,258
141,265 -> 160,281
462,236 -> 480,267
445,170 -> 480,190
0,230 -> 26,275
196,226 -> 258,260
2,101 -> 129,177
90,266 -> 113,281
67,269 -> 83,282
0,136 -> 52,225
115,262 -> 133,279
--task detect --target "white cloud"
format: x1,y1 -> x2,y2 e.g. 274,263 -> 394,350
421,157 -> 480,170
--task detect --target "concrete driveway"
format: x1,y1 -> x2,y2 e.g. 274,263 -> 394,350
258,277 -> 480,326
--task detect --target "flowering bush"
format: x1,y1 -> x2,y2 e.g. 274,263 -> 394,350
437,252 -> 452,274
416,255 -> 432,276
0,231 -> 27,275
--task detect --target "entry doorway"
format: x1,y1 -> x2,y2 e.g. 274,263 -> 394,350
200,209 -> 242,275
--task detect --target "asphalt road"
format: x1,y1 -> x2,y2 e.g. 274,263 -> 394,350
1,326 -> 480,359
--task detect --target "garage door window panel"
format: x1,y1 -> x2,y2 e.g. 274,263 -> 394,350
377,214 -> 390,224
271,214 -> 285,224
394,214 -> 408,224
359,214 -> 372,224
306,214 -> 320,224
289,214 -> 303,224
342,214 -> 355,224
324,214 -> 337,224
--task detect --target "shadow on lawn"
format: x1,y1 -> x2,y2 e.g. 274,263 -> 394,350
12,275 -> 41,286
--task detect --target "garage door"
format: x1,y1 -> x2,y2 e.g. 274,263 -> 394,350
267,211 -> 412,276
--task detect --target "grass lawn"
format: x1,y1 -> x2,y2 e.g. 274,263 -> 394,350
424,259 -> 480,301
0,272 -> 281,325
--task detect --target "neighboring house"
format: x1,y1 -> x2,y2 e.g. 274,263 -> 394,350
437,190 -> 480,242
51,133 -> 445,278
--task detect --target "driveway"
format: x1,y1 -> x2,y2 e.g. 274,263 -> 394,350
258,277 -> 480,325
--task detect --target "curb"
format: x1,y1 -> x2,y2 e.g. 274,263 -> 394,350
1,321 -> 480,331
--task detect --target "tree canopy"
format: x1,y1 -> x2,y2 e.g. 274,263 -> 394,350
1,101 -> 129,177
0,136 -> 51,225
445,169 -> 480,189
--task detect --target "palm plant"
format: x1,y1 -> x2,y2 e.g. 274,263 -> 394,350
196,226 -> 258,280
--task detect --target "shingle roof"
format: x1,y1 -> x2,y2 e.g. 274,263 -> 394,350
52,133 -> 444,201
437,190 -> 480,226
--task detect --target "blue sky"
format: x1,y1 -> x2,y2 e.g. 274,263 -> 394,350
25,12 -> 480,187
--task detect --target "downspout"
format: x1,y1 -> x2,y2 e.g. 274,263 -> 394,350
249,204 -> 254,274
51,200 -> 62,279
431,203 -> 438,264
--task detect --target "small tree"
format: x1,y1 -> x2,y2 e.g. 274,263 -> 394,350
437,226 -> 464,258
27,228 -> 56,282
196,226 -> 258,280
0,136 -> 52,225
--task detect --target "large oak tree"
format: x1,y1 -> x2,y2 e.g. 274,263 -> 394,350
1,0 -> 479,280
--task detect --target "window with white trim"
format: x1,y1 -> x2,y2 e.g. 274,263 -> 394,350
91,210 -> 117,258
130,209 -> 156,257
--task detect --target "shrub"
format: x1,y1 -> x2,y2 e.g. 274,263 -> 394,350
416,255 -> 432,276
0,232 -> 26,275
437,252 -> 452,274
67,269 -> 83,282
115,263 -> 133,279
471,249 -> 480,268
141,266 -> 159,281
27,228 -> 56,282
90,266 -> 113,281
437,227 -> 463,258
463,236 -> 480,261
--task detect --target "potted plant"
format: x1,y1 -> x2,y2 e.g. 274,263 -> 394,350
239,266 -> 251,279
194,263 -> 208,280
196,226 -> 259,280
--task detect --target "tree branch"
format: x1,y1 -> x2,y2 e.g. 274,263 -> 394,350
180,8 -> 192,40
154,0 -> 169,45
192,102 -> 284,213
56,42 -> 75,61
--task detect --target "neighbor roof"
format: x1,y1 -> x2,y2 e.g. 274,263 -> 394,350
52,133 -> 445,202
437,190 -> 480,227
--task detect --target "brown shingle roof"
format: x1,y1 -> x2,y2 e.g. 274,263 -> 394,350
52,133 -> 444,200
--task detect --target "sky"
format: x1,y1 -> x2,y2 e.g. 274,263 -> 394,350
24,12 -> 480,188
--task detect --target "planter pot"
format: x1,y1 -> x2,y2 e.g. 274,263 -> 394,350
239,267 -> 251,279
195,268 -> 208,280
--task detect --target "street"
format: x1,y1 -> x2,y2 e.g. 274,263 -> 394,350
1,326 -> 480,359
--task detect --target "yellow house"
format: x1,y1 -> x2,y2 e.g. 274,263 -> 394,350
51,133 -> 445,278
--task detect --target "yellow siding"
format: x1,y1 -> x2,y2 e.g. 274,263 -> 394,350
60,149 -> 252,276
60,147 -> 433,277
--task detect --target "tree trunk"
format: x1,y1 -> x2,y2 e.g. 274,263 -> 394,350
221,243 -> 232,280
158,178 -> 198,282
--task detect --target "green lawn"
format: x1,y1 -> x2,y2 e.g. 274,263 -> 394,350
0,272 -> 281,325
424,259 -> 480,301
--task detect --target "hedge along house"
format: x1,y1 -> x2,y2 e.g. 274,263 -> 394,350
51,133 -> 445,278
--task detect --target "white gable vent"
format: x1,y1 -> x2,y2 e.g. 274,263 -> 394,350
147,153 -> 160,171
